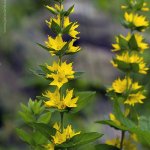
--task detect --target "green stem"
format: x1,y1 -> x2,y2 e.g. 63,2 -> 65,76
120,131 -> 125,150
60,112 -> 64,133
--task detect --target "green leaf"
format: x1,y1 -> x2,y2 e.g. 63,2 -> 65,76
139,116 -> 150,131
71,91 -> 96,113
37,112 -> 51,124
29,99 -> 45,115
63,22 -> 74,34
19,103 -> 36,123
118,36 -> 128,50
96,120 -> 127,131
36,43 -> 55,52
32,131 -> 48,145
74,71 -> 84,78
131,63 -> 139,73
51,20 -> 61,34
45,6 -> 58,15
57,132 -> 103,148
16,128 -> 33,145
128,34 -> 138,51
64,5 -> 74,16
113,100 -> 136,128
56,41 -> 70,56
113,101 -> 150,146
30,123 -> 56,141
95,144 -> 120,150
19,111 -> 35,123
30,68 -> 46,77
113,59 -> 131,72
39,65 -> 51,74
135,0 -> 144,10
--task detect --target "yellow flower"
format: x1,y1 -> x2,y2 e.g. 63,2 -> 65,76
106,137 -> 137,150
109,113 -> 121,126
46,61 -> 59,72
108,77 -> 145,106
63,125 -> 80,139
45,35 -> 67,55
46,62 -> 75,88
124,91 -> 146,106
63,89 -> 78,108
50,73 -> 68,89
46,15 -> 61,28
46,16 -> 79,39
52,124 -> 80,145
44,88 -> 65,109
124,12 -> 149,28
58,62 -> 75,79
64,17 -> 80,38
112,33 -> 149,53
52,131 -> 66,145
141,2 -> 149,11
43,88 -> 78,110
68,39 -> 81,53
106,137 -> 120,148
121,2 -> 149,12
112,52 -> 149,74
110,77 -> 142,94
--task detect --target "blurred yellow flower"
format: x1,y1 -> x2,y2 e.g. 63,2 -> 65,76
109,77 -> 142,94
121,2 -> 149,12
141,2 -> 149,11
124,91 -> 146,106
124,12 -> 149,28
112,33 -> 149,53
106,137 -> 137,150
112,52 -> 149,74
109,113 -> 121,126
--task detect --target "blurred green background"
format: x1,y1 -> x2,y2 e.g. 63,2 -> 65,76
0,0 -> 150,149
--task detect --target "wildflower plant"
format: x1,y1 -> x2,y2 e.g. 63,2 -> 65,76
96,0 -> 150,150
16,0 -> 103,149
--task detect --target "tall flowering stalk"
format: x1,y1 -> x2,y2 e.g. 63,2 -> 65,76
96,0 -> 150,150
16,0 -> 102,149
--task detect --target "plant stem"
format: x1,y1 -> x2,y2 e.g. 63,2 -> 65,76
120,131 -> 125,150
60,112 -> 64,133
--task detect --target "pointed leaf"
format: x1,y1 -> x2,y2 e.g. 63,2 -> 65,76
37,112 -> 51,124
57,132 -> 103,148
71,91 -> 96,113
16,128 -> 33,145
128,34 -> 138,51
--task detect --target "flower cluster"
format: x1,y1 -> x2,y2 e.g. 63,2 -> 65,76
52,123 -> 80,145
43,1 -> 80,112
108,0 -> 149,107
106,136 -> 137,150
17,0 -> 103,149
42,0 -> 81,148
